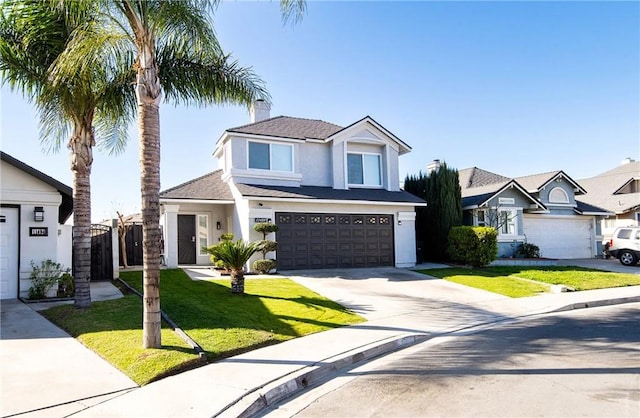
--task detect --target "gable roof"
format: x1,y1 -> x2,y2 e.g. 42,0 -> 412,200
159,170 -> 233,201
1,151 -> 73,223
235,183 -> 426,205
226,116 -> 343,141
578,160 -> 640,214
221,115 -> 411,154
515,170 -> 586,195
459,167 -> 510,196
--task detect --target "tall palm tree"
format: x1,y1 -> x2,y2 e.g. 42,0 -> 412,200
58,0 -> 305,348
0,0 -> 135,308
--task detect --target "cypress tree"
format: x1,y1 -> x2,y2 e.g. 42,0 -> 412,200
405,162 -> 462,261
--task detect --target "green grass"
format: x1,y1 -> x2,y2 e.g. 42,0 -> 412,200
43,269 -> 364,385
485,266 -> 640,291
417,266 -> 640,297
41,295 -> 200,385
418,268 -> 548,297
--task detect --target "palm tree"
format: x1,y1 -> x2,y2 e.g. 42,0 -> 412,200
0,0 -> 135,308
210,240 -> 260,294
57,0 -> 305,347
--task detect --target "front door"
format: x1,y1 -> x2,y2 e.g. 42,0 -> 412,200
0,207 -> 19,299
178,215 -> 196,264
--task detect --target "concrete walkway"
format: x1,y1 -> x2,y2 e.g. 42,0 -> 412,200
64,265 -> 640,418
0,282 -> 137,418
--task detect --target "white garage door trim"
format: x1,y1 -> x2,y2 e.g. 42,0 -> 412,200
523,214 -> 593,259
0,207 -> 19,299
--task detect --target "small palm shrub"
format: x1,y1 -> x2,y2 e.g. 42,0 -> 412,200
208,240 -> 260,294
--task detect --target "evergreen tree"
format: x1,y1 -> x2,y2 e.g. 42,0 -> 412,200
405,162 -> 462,261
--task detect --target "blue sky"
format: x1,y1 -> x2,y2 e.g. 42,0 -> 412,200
1,1 -> 638,222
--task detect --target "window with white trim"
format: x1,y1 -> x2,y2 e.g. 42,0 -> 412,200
476,208 -> 517,235
347,153 -> 381,186
198,215 -> 209,255
549,187 -> 569,203
248,141 -> 293,172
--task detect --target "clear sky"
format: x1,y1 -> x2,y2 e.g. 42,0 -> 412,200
1,1 -> 638,222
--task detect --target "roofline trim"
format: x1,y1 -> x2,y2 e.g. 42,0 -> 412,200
242,195 -> 426,207
160,198 -> 235,205
324,116 -> 412,154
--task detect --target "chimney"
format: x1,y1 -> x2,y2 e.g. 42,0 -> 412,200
426,159 -> 441,174
621,157 -> 635,165
250,99 -> 271,123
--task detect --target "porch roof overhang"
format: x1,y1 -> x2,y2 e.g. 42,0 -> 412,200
160,198 -> 234,205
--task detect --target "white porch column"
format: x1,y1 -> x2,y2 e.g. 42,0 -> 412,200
163,204 -> 180,268
395,211 -> 417,268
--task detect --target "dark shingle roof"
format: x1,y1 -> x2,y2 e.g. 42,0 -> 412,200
160,170 -> 233,200
227,116 -> 344,140
1,151 -> 73,223
575,200 -> 613,215
235,183 -> 426,204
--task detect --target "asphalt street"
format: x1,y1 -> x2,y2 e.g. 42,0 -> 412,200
266,302 -> 640,418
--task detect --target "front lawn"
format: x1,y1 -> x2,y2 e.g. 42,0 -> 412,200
42,269 -> 365,385
418,268 -> 548,297
417,266 -> 640,298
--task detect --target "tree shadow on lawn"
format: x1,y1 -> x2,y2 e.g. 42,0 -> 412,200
120,270 -> 362,360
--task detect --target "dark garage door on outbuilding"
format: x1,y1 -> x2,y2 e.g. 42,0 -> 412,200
275,212 -> 394,270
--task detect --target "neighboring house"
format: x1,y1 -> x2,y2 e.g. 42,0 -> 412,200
577,158 -> 640,240
0,151 -> 73,299
457,163 -> 611,259
160,100 -> 425,270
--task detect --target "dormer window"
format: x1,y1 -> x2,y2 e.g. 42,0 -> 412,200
549,187 -> 569,204
348,153 -> 381,186
248,141 -> 293,172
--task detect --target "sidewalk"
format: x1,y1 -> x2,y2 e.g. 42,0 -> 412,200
70,267 -> 640,418
0,296 -> 137,418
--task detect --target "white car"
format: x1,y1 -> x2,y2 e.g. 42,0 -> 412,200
607,226 -> 640,266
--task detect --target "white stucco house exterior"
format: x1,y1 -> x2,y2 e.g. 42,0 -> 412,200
160,101 -> 425,270
0,152 -> 73,299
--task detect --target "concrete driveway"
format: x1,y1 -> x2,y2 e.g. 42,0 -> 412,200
557,258 -> 640,274
0,297 -> 137,417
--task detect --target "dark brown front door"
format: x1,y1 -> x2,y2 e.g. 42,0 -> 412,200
276,212 -> 394,270
178,215 -> 196,264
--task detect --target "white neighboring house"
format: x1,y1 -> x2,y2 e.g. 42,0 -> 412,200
0,152 -> 73,299
160,100 -> 425,270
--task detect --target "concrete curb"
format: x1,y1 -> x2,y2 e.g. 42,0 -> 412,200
219,295 -> 640,418
216,333 -> 430,418
552,295 -> 640,313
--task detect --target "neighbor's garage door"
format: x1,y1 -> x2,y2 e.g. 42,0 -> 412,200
276,212 -> 394,270
523,215 -> 593,259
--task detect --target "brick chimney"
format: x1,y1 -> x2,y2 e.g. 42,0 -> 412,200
250,99 -> 271,123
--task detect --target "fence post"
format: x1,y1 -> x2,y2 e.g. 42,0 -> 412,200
111,219 -> 119,279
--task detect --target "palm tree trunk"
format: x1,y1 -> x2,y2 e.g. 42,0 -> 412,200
69,119 -> 94,309
230,269 -> 245,294
137,41 -> 163,349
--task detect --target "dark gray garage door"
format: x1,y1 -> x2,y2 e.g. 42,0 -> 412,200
275,212 -> 394,270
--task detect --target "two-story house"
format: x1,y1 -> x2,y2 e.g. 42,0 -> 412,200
159,100 -> 425,270
458,164 -> 610,259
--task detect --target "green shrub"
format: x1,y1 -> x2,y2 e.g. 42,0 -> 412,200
220,233 -> 234,242
448,226 -> 498,268
253,222 -> 278,236
28,259 -> 69,299
56,272 -> 75,298
252,259 -> 277,274
516,242 -> 540,258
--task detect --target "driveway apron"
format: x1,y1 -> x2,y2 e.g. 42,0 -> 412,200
0,299 -> 137,417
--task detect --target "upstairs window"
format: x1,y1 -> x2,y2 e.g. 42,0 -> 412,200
549,187 -> 569,204
348,153 -> 381,186
248,142 -> 293,172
